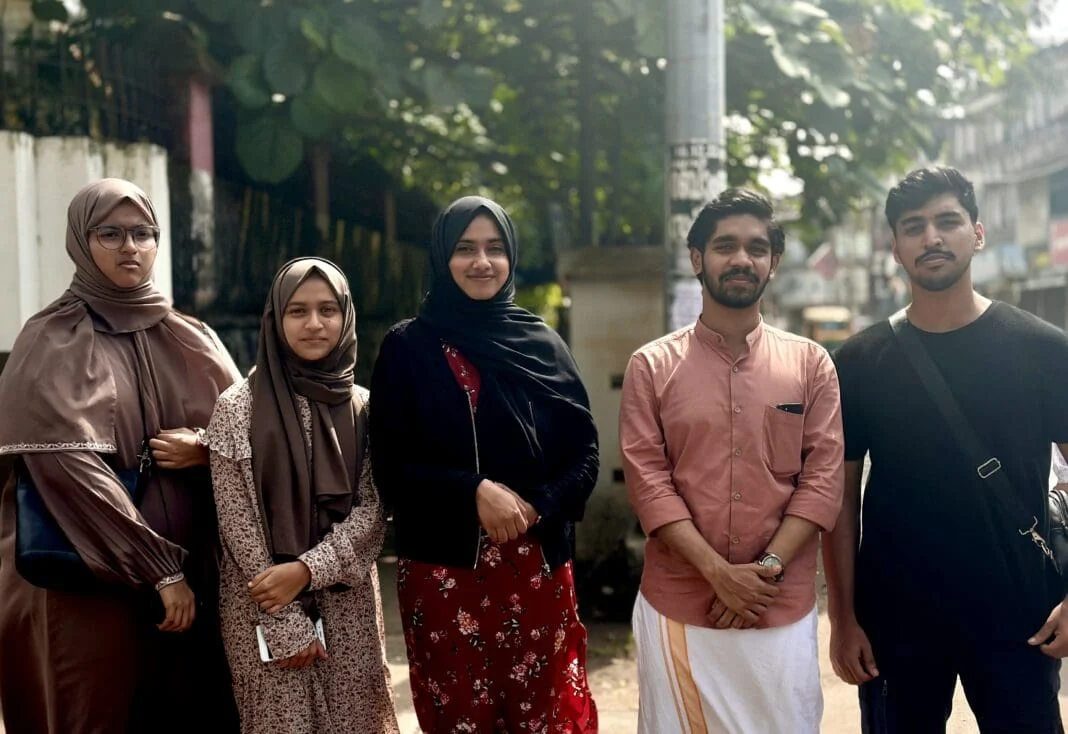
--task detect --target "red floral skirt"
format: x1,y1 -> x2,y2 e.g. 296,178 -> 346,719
397,537 -> 598,733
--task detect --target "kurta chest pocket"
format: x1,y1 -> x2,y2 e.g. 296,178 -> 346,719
762,404 -> 804,476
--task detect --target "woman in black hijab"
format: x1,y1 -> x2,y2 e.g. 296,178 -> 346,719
371,196 -> 599,733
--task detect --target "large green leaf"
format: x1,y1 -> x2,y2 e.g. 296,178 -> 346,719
227,54 -> 270,109
624,1 -> 666,57
780,1 -> 828,24
636,16 -> 665,57
331,20 -> 385,70
290,91 -> 336,139
374,63 -> 407,101
424,65 -> 463,107
31,0 -> 69,23
451,65 -> 497,108
299,8 -> 332,51
769,38 -> 808,79
418,0 -> 449,28
235,5 -> 287,55
264,39 -> 311,96
314,57 -> 370,114
235,115 -> 305,184
810,78 -> 851,108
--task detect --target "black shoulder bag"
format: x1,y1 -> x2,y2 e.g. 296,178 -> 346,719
889,309 -> 1068,579
14,377 -> 154,592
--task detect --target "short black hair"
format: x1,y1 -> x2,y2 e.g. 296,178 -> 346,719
686,187 -> 785,255
885,165 -> 979,232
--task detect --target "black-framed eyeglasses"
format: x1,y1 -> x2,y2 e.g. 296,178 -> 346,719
88,225 -> 160,250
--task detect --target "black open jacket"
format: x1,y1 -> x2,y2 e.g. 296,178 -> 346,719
369,318 -> 599,570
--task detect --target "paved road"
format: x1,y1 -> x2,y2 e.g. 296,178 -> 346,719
3,559 -> 1065,733
387,601 -> 1068,733
378,554 -> 1068,733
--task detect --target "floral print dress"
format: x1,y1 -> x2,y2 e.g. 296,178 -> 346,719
208,379 -> 399,734
396,344 -> 598,733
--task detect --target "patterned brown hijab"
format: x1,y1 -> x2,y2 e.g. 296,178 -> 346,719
0,178 -> 233,459
250,258 -> 363,562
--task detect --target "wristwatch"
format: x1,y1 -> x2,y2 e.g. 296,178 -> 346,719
194,427 -> 208,449
758,552 -> 785,583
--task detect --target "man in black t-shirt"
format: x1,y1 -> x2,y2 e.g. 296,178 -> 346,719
825,165 -> 1068,733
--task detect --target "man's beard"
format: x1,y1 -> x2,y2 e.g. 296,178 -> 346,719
907,249 -> 972,293
700,266 -> 770,309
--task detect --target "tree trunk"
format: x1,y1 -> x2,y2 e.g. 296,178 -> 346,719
311,142 -> 331,242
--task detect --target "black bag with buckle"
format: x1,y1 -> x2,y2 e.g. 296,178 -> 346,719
889,309 -> 1068,579
14,364 -> 156,592
14,458 -> 148,591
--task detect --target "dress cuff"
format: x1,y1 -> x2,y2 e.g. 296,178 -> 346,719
154,572 -> 185,592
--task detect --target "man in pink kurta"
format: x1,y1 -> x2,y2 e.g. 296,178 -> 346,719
620,188 -> 844,734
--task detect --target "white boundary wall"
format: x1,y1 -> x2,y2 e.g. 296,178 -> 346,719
0,132 -> 171,351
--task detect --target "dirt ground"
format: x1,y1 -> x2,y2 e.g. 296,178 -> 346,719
2,558 -> 1064,734
379,556 -> 1068,734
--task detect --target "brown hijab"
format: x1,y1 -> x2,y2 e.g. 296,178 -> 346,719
0,179 -> 234,460
250,258 -> 364,562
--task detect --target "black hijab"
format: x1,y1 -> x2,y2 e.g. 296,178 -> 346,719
417,196 -> 593,457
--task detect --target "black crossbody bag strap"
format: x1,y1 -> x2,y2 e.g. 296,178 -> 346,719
888,309 -> 1055,563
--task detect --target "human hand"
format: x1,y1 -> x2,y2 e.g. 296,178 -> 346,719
476,480 -> 529,543
157,579 -> 196,632
829,616 -> 879,684
275,639 -> 327,669
1029,600 -> 1068,658
500,485 -> 540,527
250,562 -> 312,615
707,597 -> 761,630
149,428 -> 207,470
704,562 -> 780,626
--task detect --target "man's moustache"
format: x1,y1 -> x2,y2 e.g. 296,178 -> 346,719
917,250 -> 955,264
720,270 -> 758,283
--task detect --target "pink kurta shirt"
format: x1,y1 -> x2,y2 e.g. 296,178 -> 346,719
620,319 -> 844,628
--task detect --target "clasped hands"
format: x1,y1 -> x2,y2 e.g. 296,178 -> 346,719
476,479 -> 539,544
704,560 -> 781,630
249,561 -> 326,669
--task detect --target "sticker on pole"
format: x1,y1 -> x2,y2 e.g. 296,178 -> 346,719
667,139 -> 726,331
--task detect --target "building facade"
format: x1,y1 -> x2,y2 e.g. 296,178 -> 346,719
944,44 -> 1068,327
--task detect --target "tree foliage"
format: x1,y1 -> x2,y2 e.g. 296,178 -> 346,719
720,0 -> 1037,236
40,0 -> 1040,257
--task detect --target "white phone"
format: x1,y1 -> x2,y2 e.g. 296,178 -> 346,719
256,617 -> 326,663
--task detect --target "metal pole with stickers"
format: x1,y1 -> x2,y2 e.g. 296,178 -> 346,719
664,0 -> 726,332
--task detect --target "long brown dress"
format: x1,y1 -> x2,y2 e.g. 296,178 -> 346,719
0,178 -> 241,733
208,379 -> 398,734
0,328 -> 241,733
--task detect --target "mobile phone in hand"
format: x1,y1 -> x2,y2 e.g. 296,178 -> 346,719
256,617 -> 326,663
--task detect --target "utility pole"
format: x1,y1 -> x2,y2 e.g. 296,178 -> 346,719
664,0 -> 726,332
577,0 -> 597,247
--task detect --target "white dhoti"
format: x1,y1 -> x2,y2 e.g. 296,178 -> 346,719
632,592 -> 822,734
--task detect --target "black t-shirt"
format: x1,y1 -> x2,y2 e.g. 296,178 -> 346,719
834,302 -> 1068,641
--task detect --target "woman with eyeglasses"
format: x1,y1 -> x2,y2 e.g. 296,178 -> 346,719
0,179 -> 242,733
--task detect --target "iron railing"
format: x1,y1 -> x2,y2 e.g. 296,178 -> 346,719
0,23 -> 172,147
168,163 -> 430,380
